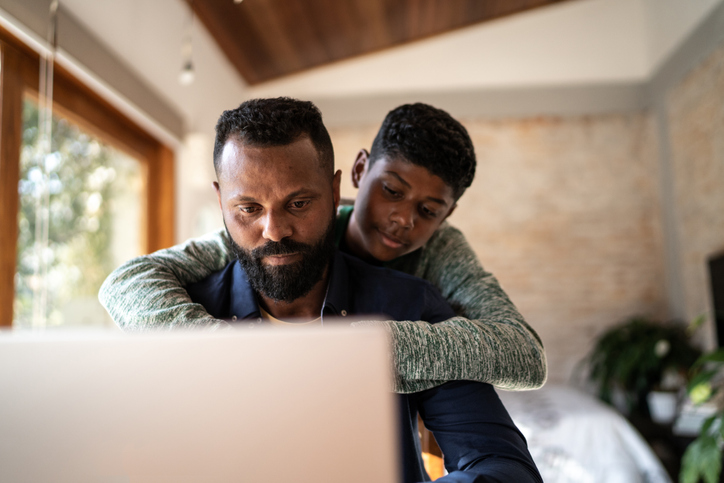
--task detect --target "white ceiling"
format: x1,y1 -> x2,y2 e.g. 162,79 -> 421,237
57,0 -> 721,134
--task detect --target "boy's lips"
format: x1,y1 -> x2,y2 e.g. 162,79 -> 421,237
377,230 -> 407,249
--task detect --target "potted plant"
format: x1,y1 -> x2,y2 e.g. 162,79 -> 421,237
680,348 -> 724,483
582,316 -> 701,417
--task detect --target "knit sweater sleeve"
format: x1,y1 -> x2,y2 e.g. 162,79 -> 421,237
354,223 -> 547,393
98,228 -> 233,331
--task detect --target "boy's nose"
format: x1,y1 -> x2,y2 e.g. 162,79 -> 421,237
390,204 -> 414,229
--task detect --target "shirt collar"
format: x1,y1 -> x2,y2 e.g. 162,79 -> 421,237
229,262 -> 262,320
321,250 -> 350,318
228,250 -> 350,321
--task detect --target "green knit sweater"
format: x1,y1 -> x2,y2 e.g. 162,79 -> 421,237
99,206 -> 547,393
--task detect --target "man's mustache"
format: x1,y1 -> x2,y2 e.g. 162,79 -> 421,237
251,238 -> 312,259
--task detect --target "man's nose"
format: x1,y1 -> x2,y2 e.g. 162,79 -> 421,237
261,209 -> 293,242
390,204 -> 414,229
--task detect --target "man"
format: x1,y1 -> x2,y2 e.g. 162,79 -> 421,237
166,97 -> 541,482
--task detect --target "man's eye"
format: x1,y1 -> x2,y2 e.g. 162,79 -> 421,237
290,200 -> 310,209
239,206 -> 258,214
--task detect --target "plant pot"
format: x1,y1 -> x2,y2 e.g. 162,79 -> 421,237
647,391 -> 678,424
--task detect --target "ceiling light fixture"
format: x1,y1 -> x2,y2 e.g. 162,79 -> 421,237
179,4 -> 195,85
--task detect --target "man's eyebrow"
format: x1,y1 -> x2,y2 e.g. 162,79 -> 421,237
231,189 -> 319,202
386,171 -> 449,207
285,188 -> 320,199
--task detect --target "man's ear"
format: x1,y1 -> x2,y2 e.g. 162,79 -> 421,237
442,203 -> 457,222
213,181 -> 222,211
332,169 -> 342,210
351,149 -> 369,189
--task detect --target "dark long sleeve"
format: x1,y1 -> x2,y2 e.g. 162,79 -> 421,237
402,381 -> 542,483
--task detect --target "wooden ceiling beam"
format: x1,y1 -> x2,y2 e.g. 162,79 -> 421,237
190,0 -> 572,85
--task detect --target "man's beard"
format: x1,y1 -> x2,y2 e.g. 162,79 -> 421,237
226,214 -> 335,303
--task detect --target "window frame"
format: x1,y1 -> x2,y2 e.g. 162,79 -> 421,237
0,26 -> 175,327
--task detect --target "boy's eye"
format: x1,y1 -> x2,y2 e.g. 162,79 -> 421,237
421,206 -> 438,218
383,185 -> 401,197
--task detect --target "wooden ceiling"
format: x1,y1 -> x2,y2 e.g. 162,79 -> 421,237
189,0 -> 570,85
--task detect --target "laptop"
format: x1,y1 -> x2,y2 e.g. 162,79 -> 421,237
0,326 -> 398,483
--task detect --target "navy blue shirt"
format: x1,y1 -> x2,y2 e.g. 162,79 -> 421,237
187,250 -> 542,483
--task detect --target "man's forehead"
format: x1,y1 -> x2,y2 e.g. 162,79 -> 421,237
217,137 -> 330,197
219,136 -> 321,175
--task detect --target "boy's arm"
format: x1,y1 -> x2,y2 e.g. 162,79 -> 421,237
98,228 -> 233,330
356,223 -> 547,393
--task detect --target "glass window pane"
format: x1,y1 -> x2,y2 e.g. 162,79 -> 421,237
14,97 -> 144,329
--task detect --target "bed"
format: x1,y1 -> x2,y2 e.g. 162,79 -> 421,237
496,384 -> 672,483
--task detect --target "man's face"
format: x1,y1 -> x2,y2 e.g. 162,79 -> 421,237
214,135 -> 341,302
347,151 -> 456,262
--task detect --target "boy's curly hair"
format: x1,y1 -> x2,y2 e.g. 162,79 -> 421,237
369,103 -> 476,199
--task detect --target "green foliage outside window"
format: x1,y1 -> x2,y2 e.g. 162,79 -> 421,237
15,99 -> 141,327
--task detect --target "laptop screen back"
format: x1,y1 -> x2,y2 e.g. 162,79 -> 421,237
0,327 -> 397,483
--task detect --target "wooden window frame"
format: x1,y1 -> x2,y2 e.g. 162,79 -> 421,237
0,27 -> 175,327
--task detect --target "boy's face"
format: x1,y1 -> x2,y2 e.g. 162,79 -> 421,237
347,150 -> 457,262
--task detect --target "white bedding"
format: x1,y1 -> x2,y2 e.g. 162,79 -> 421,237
497,385 -> 672,483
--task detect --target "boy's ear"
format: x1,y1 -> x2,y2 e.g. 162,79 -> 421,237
351,149 -> 369,189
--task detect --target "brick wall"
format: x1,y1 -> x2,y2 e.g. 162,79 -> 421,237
667,42 -> 724,346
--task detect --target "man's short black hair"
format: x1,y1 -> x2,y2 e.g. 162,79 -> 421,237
368,103 -> 476,200
213,97 -> 334,177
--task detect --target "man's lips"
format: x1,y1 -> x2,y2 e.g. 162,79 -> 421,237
378,230 -> 407,249
263,253 -> 301,265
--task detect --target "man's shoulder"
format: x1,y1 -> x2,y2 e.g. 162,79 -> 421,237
185,261 -> 238,319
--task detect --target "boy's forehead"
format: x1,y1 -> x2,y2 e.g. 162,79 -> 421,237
371,154 -> 429,175
371,156 -> 454,196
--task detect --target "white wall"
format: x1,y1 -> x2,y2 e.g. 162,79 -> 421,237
60,0 -> 247,134
176,133 -> 222,241
643,0 -> 721,71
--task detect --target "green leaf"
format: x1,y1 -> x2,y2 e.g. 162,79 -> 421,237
691,349 -> 724,371
688,314 -> 707,336
690,383 -> 713,405
680,434 -> 722,483
688,370 -> 720,395
700,414 -> 718,435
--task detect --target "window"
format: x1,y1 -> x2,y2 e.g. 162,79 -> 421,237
14,97 -> 144,328
0,28 -> 174,328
